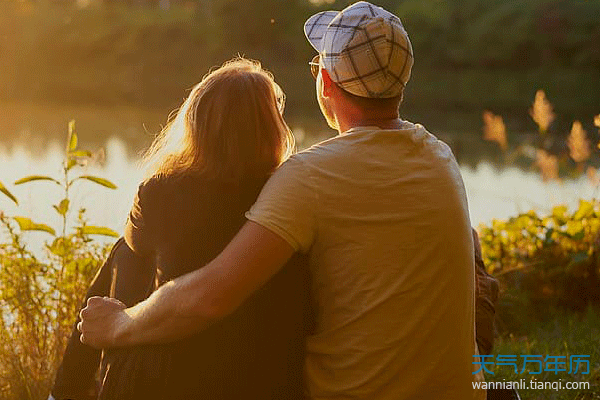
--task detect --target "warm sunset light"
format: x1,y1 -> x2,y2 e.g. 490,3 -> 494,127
568,121 -> 591,164
1,1 -> 599,400
529,89 -> 555,134
482,111 -> 507,151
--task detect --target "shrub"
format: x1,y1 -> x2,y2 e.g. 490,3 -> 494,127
0,213 -> 108,400
479,91 -> 600,324
479,200 -> 600,328
0,122 -> 117,400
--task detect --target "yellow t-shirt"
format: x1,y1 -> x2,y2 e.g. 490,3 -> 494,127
246,122 -> 486,400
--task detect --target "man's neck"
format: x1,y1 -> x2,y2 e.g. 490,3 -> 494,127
337,116 -> 403,134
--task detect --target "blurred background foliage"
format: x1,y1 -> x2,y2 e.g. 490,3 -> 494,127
1,0 -> 599,133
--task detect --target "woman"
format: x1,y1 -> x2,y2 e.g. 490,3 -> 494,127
51,58 -> 313,400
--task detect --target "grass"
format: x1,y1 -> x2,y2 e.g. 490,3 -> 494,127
488,308 -> 600,399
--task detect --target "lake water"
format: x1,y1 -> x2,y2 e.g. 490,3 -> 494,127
0,102 -> 596,249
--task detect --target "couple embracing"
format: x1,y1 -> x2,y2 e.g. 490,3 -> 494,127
53,3 -> 487,400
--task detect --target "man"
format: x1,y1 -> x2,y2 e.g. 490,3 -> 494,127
79,2 -> 486,399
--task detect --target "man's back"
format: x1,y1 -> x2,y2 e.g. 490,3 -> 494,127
247,122 -> 480,399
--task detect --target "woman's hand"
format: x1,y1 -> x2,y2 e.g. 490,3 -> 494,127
77,296 -> 129,349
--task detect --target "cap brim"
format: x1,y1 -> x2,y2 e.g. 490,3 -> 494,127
304,11 -> 338,52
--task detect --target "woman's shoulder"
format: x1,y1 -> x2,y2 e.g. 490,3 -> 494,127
138,173 -> 210,198
137,172 -> 267,209
133,174 -> 208,218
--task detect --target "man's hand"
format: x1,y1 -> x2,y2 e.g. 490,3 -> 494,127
77,296 -> 128,349
73,221 -> 294,347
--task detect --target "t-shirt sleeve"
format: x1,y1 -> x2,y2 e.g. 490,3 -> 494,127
245,157 -> 317,254
124,181 -> 155,257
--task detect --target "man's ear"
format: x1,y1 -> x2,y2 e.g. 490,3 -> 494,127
320,68 -> 335,97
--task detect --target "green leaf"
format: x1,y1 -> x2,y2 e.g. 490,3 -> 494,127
66,157 -> 77,171
571,230 -> 585,241
13,217 -> 55,236
68,120 -> 78,151
47,237 -> 67,256
552,205 -> 568,220
0,181 -> 18,205
69,150 -> 92,158
557,231 -> 573,239
566,220 -> 583,237
573,200 -> 594,220
74,175 -> 117,189
53,199 -> 70,216
81,225 -> 119,237
14,175 -> 61,185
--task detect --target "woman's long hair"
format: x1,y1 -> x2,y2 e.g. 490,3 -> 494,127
142,58 -> 295,181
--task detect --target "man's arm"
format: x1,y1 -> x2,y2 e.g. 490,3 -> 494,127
78,221 -> 295,348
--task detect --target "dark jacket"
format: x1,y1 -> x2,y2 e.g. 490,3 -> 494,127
52,173 -> 314,400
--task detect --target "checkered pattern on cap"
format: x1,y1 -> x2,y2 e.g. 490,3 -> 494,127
304,1 -> 413,99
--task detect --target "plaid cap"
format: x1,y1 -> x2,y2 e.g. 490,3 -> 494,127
304,1 -> 413,99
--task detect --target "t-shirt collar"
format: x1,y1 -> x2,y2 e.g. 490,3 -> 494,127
343,125 -> 382,135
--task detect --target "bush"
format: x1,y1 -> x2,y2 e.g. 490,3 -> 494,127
0,213 -> 108,400
0,122 -> 116,400
478,92 -> 600,324
479,200 -> 600,326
